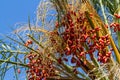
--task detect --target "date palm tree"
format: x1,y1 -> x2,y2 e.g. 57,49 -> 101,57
0,0 -> 120,80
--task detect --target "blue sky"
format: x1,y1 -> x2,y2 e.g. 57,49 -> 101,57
0,0 -> 40,80
0,0 -> 40,34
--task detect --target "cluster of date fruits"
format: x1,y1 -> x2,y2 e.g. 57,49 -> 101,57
26,51 -> 56,80
55,9 -> 112,64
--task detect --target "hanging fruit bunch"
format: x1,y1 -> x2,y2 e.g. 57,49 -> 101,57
53,0 -> 112,65
26,51 -> 56,80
